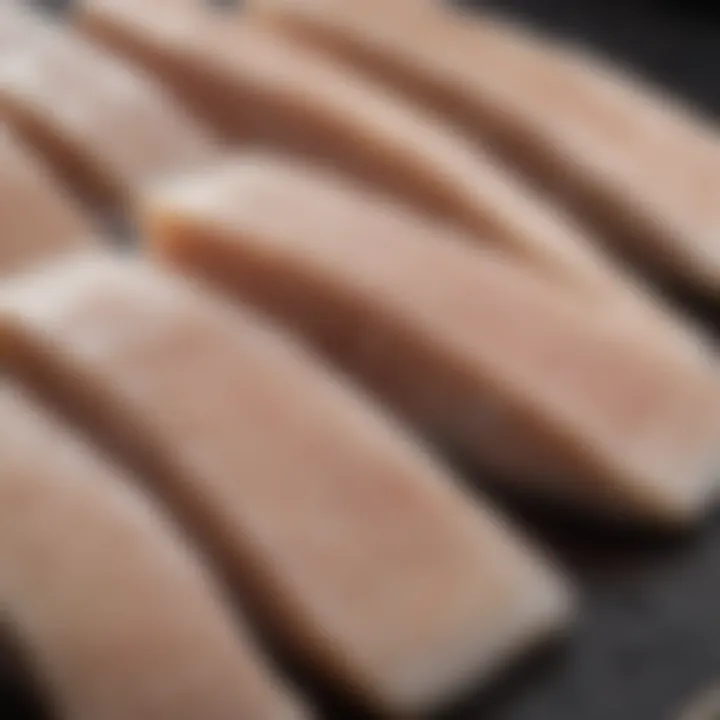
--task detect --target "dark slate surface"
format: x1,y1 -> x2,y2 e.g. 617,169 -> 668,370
5,1 -> 720,719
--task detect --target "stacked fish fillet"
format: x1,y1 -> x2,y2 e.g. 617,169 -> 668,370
0,0 -> 717,717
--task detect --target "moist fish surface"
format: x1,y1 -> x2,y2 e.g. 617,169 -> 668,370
0,124 -> 98,276
76,0 -> 638,296
0,1 -> 217,209
248,0 -> 720,298
0,255 -> 573,715
0,381 -> 309,720
144,154 -> 720,525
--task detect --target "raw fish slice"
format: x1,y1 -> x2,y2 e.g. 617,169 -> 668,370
249,0 -> 720,297
77,0 -> 632,295
0,2 -> 217,208
0,255 -> 573,715
145,155 -> 720,525
0,382 -> 309,720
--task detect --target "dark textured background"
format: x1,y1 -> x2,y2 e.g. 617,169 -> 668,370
5,1 -> 720,719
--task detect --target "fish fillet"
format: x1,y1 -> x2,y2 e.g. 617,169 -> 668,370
248,0 -> 720,297
0,382 -> 308,720
76,0 -> 634,296
144,155 -> 720,525
0,124 -> 98,276
0,2 -> 217,209
0,255 -> 573,715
